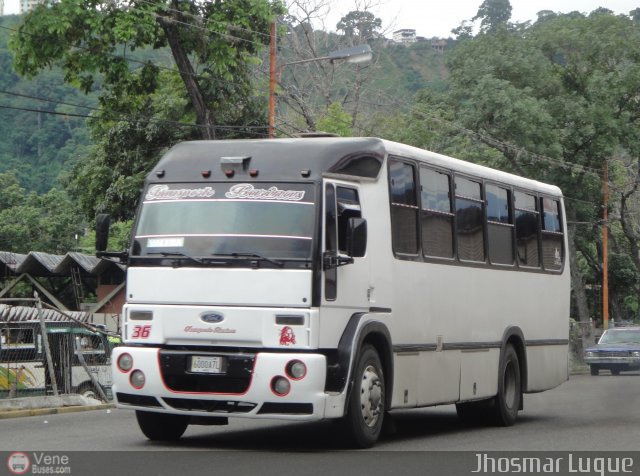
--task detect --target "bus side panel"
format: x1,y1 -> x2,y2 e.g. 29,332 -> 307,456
526,345 -> 569,392
459,349 -> 500,401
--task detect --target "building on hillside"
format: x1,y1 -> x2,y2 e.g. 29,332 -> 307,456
20,0 -> 54,13
393,29 -> 417,44
431,38 -> 448,54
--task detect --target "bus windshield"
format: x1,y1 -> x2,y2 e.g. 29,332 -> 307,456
132,182 -> 316,260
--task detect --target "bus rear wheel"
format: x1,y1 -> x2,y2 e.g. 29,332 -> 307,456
342,345 -> 385,448
136,410 -> 189,441
489,344 -> 521,426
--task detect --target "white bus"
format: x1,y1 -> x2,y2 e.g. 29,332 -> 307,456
103,137 -> 569,447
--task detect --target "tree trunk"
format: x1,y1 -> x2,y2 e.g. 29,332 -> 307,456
158,14 -> 215,140
568,221 -> 592,360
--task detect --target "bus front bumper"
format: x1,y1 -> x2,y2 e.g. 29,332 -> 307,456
111,346 -> 345,420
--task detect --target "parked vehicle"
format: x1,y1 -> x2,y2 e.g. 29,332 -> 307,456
584,327 -> 640,375
0,321 -> 114,399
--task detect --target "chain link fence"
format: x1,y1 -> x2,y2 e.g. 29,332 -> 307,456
0,295 -> 120,402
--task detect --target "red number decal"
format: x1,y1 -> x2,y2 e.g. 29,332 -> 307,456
131,325 -> 151,339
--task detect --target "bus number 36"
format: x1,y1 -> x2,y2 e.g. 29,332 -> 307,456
131,325 -> 152,339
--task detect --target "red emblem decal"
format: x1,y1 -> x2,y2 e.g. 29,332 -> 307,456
279,326 -> 296,346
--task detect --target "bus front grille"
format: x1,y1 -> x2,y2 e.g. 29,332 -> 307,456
158,350 -> 255,394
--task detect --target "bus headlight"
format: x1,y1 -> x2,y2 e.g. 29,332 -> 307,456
286,360 -> 307,380
585,352 -> 595,358
117,353 -> 134,372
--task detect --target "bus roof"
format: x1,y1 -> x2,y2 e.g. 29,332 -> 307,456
150,137 -> 562,196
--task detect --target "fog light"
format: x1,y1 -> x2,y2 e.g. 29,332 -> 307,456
130,370 -> 146,389
117,353 -> 133,372
271,376 -> 290,396
286,360 -> 307,380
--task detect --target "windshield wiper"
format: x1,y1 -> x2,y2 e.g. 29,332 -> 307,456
147,251 -> 208,265
212,252 -> 284,268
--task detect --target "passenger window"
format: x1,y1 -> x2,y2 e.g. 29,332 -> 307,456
541,198 -> 564,271
420,168 -> 454,258
514,191 -> 540,268
389,159 -> 419,255
455,177 -> 485,262
486,185 -> 514,265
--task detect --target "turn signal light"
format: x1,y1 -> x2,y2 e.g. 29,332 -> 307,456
271,376 -> 291,396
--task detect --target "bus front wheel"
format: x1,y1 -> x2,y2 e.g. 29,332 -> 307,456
136,410 -> 189,441
342,344 -> 386,448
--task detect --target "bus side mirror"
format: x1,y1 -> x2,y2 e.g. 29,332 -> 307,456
96,214 -> 111,253
346,217 -> 367,258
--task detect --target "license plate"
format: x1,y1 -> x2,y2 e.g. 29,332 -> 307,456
190,356 -> 226,374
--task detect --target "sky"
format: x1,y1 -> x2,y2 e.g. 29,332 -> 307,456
3,0 -> 639,38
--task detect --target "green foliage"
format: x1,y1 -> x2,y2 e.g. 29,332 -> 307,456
316,102 -> 352,136
0,173 -> 84,253
80,219 -> 132,252
0,15 -> 93,194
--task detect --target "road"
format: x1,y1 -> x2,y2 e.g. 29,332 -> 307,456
1,373 -> 639,475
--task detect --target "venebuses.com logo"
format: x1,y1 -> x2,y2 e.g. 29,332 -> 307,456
7,452 -> 30,475
6,451 -> 71,474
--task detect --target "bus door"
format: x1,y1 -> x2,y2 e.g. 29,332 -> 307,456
322,180 -> 370,320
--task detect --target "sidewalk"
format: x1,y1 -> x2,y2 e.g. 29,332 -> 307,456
0,395 -> 114,419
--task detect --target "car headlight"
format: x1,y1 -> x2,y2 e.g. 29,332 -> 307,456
585,351 -> 595,358
632,351 -> 640,358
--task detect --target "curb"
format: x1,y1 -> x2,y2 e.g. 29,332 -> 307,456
0,403 -> 115,420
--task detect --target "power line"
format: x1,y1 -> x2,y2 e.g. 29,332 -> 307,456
0,103 -> 270,137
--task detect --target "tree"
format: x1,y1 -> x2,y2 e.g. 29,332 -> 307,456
11,0 -> 283,220
336,10 -> 381,42
473,0 -> 512,33
275,1 -> 381,135
316,102 -> 353,136
0,173 -> 84,253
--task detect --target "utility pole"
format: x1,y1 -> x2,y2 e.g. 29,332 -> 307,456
268,21 -> 276,138
603,161 -> 609,330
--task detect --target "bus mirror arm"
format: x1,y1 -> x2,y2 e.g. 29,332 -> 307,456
96,250 -> 129,263
323,252 -> 354,270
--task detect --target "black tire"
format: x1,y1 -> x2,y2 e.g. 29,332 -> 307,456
488,344 -> 521,426
135,410 -> 189,441
590,366 -> 599,376
342,344 -> 385,448
455,400 -> 489,424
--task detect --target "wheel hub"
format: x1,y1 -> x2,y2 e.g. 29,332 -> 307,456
360,365 -> 383,428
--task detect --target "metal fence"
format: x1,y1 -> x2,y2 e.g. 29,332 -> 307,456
0,294 -> 120,401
